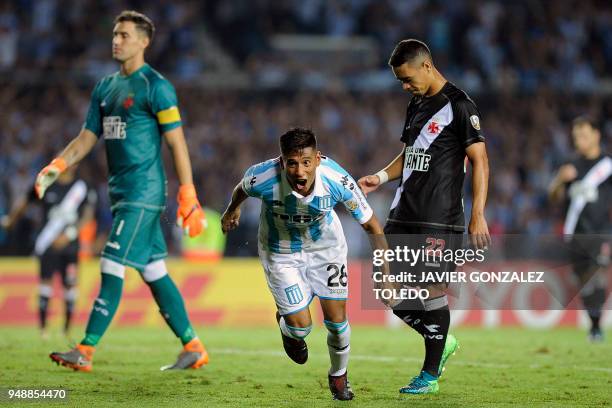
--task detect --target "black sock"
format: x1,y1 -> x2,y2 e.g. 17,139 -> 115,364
581,287 -> 605,331
39,295 -> 50,330
590,313 -> 601,331
421,296 -> 450,377
392,298 -> 426,335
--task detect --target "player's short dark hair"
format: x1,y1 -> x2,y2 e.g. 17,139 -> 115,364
388,39 -> 432,67
114,10 -> 155,42
572,115 -> 599,130
279,128 -> 317,156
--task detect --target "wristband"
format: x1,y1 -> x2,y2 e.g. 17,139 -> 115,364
375,170 -> 389,184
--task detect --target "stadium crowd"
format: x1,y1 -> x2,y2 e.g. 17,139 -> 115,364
2,0 -> 610,90
0,0 -> 610,254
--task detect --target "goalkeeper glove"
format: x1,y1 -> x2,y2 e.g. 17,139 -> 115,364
176,184 -> 207,237
35,157 -> 68,199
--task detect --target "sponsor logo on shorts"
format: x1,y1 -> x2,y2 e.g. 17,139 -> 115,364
284,284 -> 304,305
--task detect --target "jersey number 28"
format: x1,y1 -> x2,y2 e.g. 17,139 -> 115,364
327,264 -> 347,287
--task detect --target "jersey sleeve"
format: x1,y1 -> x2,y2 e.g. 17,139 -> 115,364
241,160 -> 278,199
83,81 -> 103,137
453,99 -> 485,148
241,165 -> 260,198
339,173 -> 374,224
323,160 -> 373,224
151,80 -> 182,133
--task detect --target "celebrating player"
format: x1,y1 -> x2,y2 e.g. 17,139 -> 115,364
42,10 -> 208,371
358,39 -> 491,394
1,167 -> 95,339
549,116 -> 611,342
221,128 -> 384,401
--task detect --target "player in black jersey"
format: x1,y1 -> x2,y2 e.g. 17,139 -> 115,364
358,39 -> 491,394
549,116 -> 611,342
1,167 -> 96,338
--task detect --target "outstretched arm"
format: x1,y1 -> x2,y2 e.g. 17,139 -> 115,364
358,146 -> 404,196
221,183 -> 249,234
35,129 -> 98,199
58,129 -> 98,167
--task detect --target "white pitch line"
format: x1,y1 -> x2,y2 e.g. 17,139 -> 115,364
101,344 -> 612,374
214,348 -> 612,373
215,348 -> 510,369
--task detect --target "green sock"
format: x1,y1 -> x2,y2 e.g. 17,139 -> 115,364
81,272 -> 123,346
147,274 -> 196,345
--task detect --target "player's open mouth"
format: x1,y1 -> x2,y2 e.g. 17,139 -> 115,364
295,179 -> 307,190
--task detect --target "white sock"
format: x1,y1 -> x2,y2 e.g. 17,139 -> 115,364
325,320 -> 351,376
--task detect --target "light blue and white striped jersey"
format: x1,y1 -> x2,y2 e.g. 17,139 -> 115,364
242,156 -> 373,254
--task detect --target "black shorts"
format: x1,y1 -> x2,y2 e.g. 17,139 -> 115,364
383,223 -> 465,285
39,252 -> 78,286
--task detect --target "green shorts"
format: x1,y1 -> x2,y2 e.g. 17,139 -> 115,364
101,206 -> 168,271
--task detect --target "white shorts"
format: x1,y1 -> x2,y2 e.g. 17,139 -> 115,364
258,242 -> 349,316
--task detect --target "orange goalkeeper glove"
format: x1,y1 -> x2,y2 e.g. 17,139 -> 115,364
176,184 -> 207,237
35,157 -> 68,199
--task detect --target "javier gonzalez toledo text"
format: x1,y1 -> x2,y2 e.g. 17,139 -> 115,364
371,246 -> 546,302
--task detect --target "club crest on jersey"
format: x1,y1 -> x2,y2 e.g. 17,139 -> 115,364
427,121 -> 440,134
319,195 -> 332,210
102,116 -> 127,140
470,115 -> 480,130
123,94 -> 134,109
405,146 -> 431,172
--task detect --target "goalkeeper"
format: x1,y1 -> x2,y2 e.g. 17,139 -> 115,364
44,10 -> 208,372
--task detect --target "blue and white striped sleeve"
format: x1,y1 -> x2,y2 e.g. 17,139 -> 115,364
241,159 -> 279,198
322,159 -> 373,224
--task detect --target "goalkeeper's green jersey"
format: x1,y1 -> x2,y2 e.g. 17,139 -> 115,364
84,63 -> 182,210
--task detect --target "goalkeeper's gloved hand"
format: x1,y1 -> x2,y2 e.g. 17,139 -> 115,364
176,184 -> 207,237
35,157 -> 68,199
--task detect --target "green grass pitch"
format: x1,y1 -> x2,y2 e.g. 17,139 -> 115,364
0,326 -> 610,407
